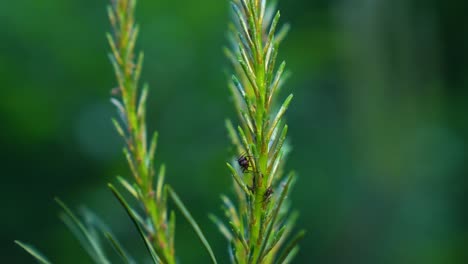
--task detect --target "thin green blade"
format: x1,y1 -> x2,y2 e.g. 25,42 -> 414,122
276,230 -> 306,264
55,198 -> 110,264
108,184 -> 161,264
104,232 -> 132,264
167,186 -> 218,264
15,241 -> 52,264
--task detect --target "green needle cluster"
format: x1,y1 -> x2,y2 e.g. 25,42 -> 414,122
212,0 -> 305,263
107,0 -> 176,263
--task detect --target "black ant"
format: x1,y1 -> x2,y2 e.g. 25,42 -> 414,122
262,186 -> 274,208
264,187 -> 274,202
237,153 -> 254,173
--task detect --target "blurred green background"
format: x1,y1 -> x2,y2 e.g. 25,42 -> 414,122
1,0 -> 467,263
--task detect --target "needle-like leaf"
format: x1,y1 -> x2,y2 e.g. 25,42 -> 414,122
167,186 -> 218,264
227,163 -> 252,195
14,241 -> 52,264
56,198 -> 110,264
104,232 -> 132,264
276,230 -> 306,264
267,94 -> 293,140
108,184 -> 161,264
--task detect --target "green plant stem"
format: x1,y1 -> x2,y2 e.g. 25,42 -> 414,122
222,0 -> 302,263
108,1 -> 175,263
251,36 -> 268,264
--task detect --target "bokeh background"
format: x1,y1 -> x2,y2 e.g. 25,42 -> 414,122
1,0 -> 467,263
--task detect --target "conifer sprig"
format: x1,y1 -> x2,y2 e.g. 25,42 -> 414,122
214,0 -> 304,263
107,0 -> 176,263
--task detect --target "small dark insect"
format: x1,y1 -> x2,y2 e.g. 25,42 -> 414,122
263,186 -> 274,207
264,187 -> 274,201
237,153 -> 253,173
